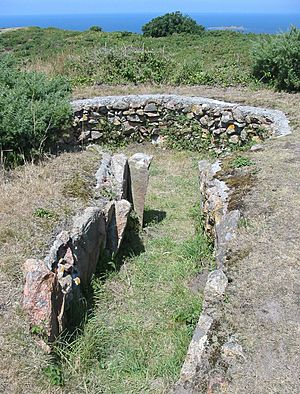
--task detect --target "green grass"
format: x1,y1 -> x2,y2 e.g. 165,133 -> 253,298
0,27 -> 262,88
231,155 -> 255,168
49,148 -> 213,393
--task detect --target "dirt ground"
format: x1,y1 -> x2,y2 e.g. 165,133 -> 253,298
77,84 -> 300,393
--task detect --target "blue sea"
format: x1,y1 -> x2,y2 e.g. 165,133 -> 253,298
0,13 -> 299,34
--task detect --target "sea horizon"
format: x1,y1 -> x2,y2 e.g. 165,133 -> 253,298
1,12 -> 299,34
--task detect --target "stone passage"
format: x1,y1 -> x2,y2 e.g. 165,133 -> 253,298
23,151 -> 152,344
68,95 -> 290,153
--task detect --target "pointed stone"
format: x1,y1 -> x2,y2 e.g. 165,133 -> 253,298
128,153 -> 153,227
23,259 -> 59,341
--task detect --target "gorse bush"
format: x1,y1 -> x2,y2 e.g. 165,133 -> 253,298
65,48 -> 172,85
142,11 -> 205,37
252,26 -> 300,91
0,56 -> 71,167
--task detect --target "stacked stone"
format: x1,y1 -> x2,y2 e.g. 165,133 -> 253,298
23,151 -> 152,345
71,97 -> 274,153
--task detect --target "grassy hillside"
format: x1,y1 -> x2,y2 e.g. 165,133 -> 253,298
0,27 -> 259,88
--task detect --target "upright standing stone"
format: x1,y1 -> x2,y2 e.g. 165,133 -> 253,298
128,153 -> 153,227
71,207 -> 106,287
23,259 -> 59,341
110,154 -> 129,200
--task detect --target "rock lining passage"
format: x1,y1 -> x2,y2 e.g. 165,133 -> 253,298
69,95 -> 291,152
23,151 -> 152,344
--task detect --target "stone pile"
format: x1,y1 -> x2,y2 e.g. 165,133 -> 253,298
68,95 -> 291,153
23,151 -> 152,344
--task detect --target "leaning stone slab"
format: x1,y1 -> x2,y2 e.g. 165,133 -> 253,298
179,314 -> 214,384
23,259 -> 59,341
71,207 -> 106,287
128,153 -> 153,227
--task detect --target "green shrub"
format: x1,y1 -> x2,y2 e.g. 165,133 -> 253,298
142,11 -> 205,38
252,26 -> 300,91
172,60 -> 214,85
89,25 -> 102,32
66,48 -> 173,85
0,56 -> 71,167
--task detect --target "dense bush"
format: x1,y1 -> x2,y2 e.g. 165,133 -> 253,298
0,56 -> 72,167
65,48 -> 173,85
252,26 -> 300,91
89,25 -> 102,32
142,11 -> 205,37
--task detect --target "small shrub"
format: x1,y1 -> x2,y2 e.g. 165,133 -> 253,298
0,55 -> 72,167
142,11 -> 205,37
252,26 -> 300,91
42,364 -> 64,386
231,156 -> 254,168
89,25 -> 102,32
33,207 -> 55,219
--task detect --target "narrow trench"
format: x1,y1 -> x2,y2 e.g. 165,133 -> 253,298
52,147 -> 213,393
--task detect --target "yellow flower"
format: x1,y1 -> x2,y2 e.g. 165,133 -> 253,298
73,277 -> 81,286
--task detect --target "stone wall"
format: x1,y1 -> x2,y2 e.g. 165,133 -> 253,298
69,95 -> 291,153
174,159 -> 240,392
23,151 -> 152,345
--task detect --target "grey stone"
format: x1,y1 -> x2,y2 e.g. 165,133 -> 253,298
71,207 -> 106,287
221,340 -> 245,362
221,111 -> 234,125
127,115 -> 142,123
240,129 -> 248,141
44,231 -> 72,270
112,100 -> 129,110
144,103 -> 157,112
200,115 -> 209,127
115,199 -> 131,250
128,153 -> 153,227
229,135 -> 240,144
110,154 -> 128,200
204,269 -> 228,301
202,103 -> 211,111
179,314 -> 214,383
95,153 -> 112,192
90,131 -> 102,141
78,130 -> 90,142
232,108 -> 245,123
215,210 -> 240,267
250,143 -> 264,152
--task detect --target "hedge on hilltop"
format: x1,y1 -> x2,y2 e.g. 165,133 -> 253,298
0,56 -> 72,167
142,11 -> 205,38
252,26 -> 300,92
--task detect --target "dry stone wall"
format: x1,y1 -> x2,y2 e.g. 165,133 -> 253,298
174,159 -> 242,391
23,151 -> 152,345
69,95 -> 291,153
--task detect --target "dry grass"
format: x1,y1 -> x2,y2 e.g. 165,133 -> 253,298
0,150 -> 100,394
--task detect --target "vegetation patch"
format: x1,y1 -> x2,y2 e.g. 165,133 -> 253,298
0,55 -> 72,167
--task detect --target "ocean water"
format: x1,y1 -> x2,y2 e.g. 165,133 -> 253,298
0,13 -> 299,34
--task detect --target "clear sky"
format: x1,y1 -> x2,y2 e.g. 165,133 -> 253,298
2,0 -> 300,15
